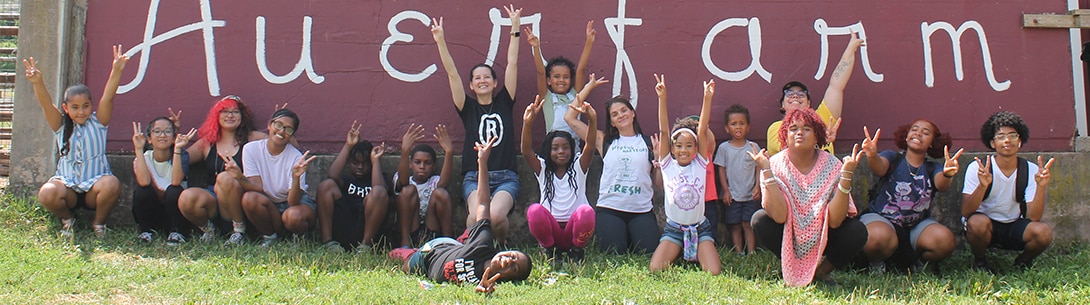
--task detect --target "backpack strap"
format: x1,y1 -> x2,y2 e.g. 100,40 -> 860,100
1016,157 -> 1029,218
642,134 -> 655,162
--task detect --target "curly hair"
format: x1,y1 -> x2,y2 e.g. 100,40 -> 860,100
537,130 -> 579,206
893,119 -> 951,159
545,56 -> 575,92
979,111 -> 1029,149
777,108 -> 827,149
723,104 -> 750,124
197,96 -> 257,145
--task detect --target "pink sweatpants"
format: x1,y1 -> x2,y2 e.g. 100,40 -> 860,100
526,203 -> 596,250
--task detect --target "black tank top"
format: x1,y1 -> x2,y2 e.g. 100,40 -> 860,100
204,142 -> 244,180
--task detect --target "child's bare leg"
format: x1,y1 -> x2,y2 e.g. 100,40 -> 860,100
649,241 -> 681,273
85,175 -> 121,226
315,179 -> 340,242
490,191 -> 515,244
742,222 -> 756,253
38,180 -> 76,219
241,192 -> 281,235
427,188 -> 453,237
730,223 -> 744,254
363,185 -> 389,247
281,205 -> 315,234
697,240 -> 722,275
397,185 -> 421,247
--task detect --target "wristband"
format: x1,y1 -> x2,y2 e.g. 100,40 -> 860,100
838,183 -> 851,194
511,31 -> 520,37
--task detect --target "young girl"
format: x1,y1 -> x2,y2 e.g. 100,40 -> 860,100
394,124 -> 455,248
648,75 -> 721,275
524,21 -> 595,145
131,117 -> 197,245
522,76 -> 605,265
175,96 -> 268,245
24,45 -> 128,237
316,121 -> 388,251
432,6 -> 522,244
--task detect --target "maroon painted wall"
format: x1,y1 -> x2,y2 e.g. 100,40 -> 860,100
82,0 -> 1076,153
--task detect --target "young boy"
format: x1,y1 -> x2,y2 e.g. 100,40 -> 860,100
316,121 -> 389,252
713,104 -> 761,255
394,124 -> 455,248
389,137 -> 532,294
962,111 -> 1055,272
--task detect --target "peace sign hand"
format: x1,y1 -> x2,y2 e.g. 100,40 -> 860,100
372,143 -> 387,161
111,44 -> 130,72
524,26 -> 539,47
1035,156 -> 1056,186
841,143 -> 865,172
476,136 -> 499,160
292,150 -> 318,178
503,5 -> 522,25
175,128 -> 198,148
168,107 -> 183,130
849,31 -> 866,49
220,153 -> 243,179
650,132 -> 662,163
347,120 -> 362,148
942,146 -> 964,178
973,157 -> 993,187
132,122 -> 146,151
568,101 -> 596,121
475,266 -> 502,294
826,117 -> 843,145
653,74 -> 666,97
746,146 -> 771,171
703,79 -> 715,97
523,95 -> 544,123
585,20 -> 597,44
430,17 -> 445,42
861,126 -> 880,158
22,57 -> 43,84
585,73 -> 609,90
274,103 -> 289,112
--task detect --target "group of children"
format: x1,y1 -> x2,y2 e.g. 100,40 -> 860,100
22,5 -> 1057,291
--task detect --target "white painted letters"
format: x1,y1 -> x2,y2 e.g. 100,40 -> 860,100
813,19 -> 883,82
604,0 -> 643,108
381,11 -> 435,82
921,21 -> 1010,91
119,0 -> 225,95
255,16 -> 326,85
702,17 -> 771,83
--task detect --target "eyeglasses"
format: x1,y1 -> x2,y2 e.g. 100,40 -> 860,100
993,132 -> 1020,141
784,90 -> 808,98
272,120 -> 295,136
220,110 -> 241,116
149,129 -> 174,136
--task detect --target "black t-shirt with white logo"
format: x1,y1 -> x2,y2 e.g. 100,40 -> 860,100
458,87 -> 517,174
424,219 -> 497,284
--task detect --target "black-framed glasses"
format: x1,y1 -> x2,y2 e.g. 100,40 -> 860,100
784,90 -> 808,98
149,129 -> 175,136
219,110 -> 241,116
272,120 -> 295,136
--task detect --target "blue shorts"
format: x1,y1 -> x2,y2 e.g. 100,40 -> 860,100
462,170 -> 520,200
409,237 -> 461,275
660,219 -> 715,246
861,213 -> 941,250
273,194 -> 317,213
724,200 -> 760,225
201,185 -> 219,200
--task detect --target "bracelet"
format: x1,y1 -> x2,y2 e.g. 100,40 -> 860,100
840,170 -> 853,175
760,169 -> 772,178
839,176 -> 852,181
510,31 -> 520,37
837,182 -> 851,194
761,177 -> 777,186
943,172 -> 955,178
173,151 -> 183,155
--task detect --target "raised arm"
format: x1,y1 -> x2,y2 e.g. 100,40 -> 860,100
396,123 -> 425,190
22,57 -> 62,131
329,121 -> 362,186
861,126 -> 889,176
475,137 -> 498,222
370,144 -> 387,190
503,5 -> 522,98
288,151 -> 318,207
573,101 -> 598,172
97,44 -> 130,126
752,149 -> 787,223
435,124 -> 455,188
521,96 -> 545,175
172,128 -> 197,186
573,21 -> 595,92
525,27 -> 548,98
961,157 -> 991,217
1028,156 -> 1056,221
934,146 -> 963,192
822,32 -> 864,119
431,17 -> 466,111
828,145 -> 864,228
698,80 -> 714,159
564,75 -> 608,154
131,122 -> 152,187
654,74 -> 671,161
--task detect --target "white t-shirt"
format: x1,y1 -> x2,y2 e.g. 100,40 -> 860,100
713,140 -> 759,201
962,156 -> 1039,223
242,139 -> 307,203
535,154 -> 589,222
393,172 -> 441,218
660,154 -> 708,225
143,150 -> 187,190
597,135 -> 654,213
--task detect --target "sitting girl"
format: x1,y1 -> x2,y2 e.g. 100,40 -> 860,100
131,118 -> 196,245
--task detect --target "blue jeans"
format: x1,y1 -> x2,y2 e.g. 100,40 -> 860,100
462,170 -> 520,200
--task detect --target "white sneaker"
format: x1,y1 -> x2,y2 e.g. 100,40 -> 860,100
870,261 -> 887,275
259,233 -> 279,247
321,240 -> 344,253
224,231 -> 245,246
59,218 -> 76,238
355,243 -> 373,254
93,224 -> 107,238
199,222 -> 217,242
138,231 -> 154,243
166,232 -> 186,246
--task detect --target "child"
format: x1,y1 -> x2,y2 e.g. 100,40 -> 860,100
394,123 -> 455,248
524,21 -> 595,145
713,104 -> 761,255
131,117 -> 197,245
522,76 -> 604,266
649,75 -> 722,275
24,45 -> 128,237
316,121 -> 389,252
389,137 -> 533,294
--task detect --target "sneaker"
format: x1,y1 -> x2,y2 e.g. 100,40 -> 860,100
224,231 -> 245,246
544,246 -> 561,269
973,258 -> 995,274
259,233 -> 279,247
569,247 -> 586,264
60,218 -> 76,238
199,222 -> 217,242
93,224 -> 107,238
1013,258 -> 1034,270
166,232 -> 186,246
138,231 -> 154,243
869,261 -> 887,275
356,243 -> 373,254
321,240 -> 344,253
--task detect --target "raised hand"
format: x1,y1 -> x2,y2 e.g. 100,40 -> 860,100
504,5 -> 522,26
524,26 -> 539,47
849,31 -> 866,49
132,122 -> 146,151
221,153 -> 243,179
842,143 -> 866,171
746,146 -> 771,171
650,132 -> 662,162
168,107 -> 183,130
942,146 -> 965,178
1035,156 -> 1056,186
372,142 -> 387,161
111,44 -> 130,72
703,79 -> 715,97
292,150 -> 318,178
568,101 -> 597,122
861,126 -> 880,158
523,95 -> 544,122
585,20 -> 597,44
973,157 -> 993,186
654,73 -> 667,97
585,73 -> 609,89
430,17 -> 445,42
435,124 -> 453,154
826,117 -> 843,144
476,136 -> 498,160
346,120 -> 362,148
274,103 -> 289,112
175,128 -> 198,148
401,123 -> 424,152
475,266 -> 502,294
22,57 -> 43,84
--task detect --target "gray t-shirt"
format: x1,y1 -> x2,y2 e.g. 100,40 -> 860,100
713,140 -> 759,202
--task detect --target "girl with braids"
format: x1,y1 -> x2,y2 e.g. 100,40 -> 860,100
175,96 -> 269,245
23,45 -> 129,238
522,76 -> 604,265
648,75 -> 721,275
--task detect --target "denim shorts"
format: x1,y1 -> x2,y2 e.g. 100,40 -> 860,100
273,194 -> 317,213
201,185 -> 219,200
861,213 -> 940,250
462,170 -> 520,200
660,219 -> 715,246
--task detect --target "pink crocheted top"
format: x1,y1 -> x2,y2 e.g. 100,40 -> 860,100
769,149 -> 857,287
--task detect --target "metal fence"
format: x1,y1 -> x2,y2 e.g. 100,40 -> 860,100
0,0 -> 19,176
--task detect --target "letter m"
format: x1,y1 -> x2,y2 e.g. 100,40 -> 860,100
921,21 -> 1010,92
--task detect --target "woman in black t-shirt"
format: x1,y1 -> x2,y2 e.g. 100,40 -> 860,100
431,5 -> 523,244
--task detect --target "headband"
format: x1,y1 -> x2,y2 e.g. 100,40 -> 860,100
670,128 -> 697,140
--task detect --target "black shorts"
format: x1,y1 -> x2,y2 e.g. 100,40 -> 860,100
990,217 -> 1031,251
331,197 -> 366,247
69,192 -> 92,211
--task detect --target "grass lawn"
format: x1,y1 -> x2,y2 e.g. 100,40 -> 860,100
1,195 -> 1087,304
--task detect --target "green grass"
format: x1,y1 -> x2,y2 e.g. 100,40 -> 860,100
1,194 -> 1088,304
